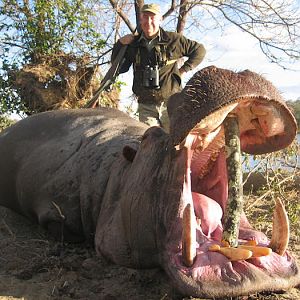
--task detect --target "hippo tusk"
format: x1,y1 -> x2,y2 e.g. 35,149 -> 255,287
181,133 -> 198,267
182,203 -> 197,267
269,199 -> 290,256
222,114 -> 244,247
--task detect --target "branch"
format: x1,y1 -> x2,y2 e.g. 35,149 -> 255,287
1,40 -> 29,51
134,0 -> 144,30
200,0 -> 300,66
243,154 -> 272,186
177,0 -> 189,33
109,0 -> 136,33
163,0 -> 177,19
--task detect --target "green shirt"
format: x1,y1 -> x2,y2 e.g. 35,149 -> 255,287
112,28 -> 206,103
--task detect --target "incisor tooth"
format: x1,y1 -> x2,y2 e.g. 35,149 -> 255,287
269,199 -> 290,256
182,204 -> 197,267
238,245 -> 272,257
209,244 -> 252,261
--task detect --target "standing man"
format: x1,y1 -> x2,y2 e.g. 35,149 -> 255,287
112,3 -> 206,131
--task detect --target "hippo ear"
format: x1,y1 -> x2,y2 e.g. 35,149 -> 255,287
122,145 -> 137,162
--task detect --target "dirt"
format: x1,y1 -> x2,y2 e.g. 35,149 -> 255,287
0,202 -> 299,300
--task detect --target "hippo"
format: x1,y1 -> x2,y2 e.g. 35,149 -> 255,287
0,66 -> 299,298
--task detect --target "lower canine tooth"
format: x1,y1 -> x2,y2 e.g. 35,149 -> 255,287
182,204 -> 197,267
269,199 -> 290,256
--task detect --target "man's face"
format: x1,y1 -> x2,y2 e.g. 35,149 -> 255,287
140,12 -> 162,39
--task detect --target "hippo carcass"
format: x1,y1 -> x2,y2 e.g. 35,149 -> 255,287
0,66 -> 299,298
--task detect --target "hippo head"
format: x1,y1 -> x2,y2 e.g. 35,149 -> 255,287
96,66 -> 299,298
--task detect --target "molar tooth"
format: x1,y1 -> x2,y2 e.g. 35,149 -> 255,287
269,199 -> 290,256
182,204 -> 197,267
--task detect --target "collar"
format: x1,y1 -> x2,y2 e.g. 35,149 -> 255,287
133,28 -> 170,45
137,30 -> 160,43
158,28 -> 170,43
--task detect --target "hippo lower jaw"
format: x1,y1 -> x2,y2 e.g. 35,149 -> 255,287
164,99 -> 299,298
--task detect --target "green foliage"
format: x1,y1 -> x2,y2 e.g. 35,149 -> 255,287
286,198 -> 300,226
113,80 -> 126,92
244,139 -> 299,228
0,59 -> 27,114
1,0 -> 104,61
0,0 -> 106,114
287,100 -> 300,131
0,115 -> 16,131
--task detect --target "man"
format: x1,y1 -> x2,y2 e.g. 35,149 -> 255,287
112,3 -> 206,131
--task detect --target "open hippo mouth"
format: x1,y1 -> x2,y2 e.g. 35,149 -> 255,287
164,66 -> 299,298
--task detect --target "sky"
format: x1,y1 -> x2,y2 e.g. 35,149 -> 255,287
118,20 -> 300,111
201,26 -> 300,101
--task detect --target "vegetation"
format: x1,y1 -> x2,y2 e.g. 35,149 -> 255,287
0,0 -> 300,115
0,114 -> 15,131
0,0 -> 112,114
288,99 -> 300,131
243,138 -> 300,247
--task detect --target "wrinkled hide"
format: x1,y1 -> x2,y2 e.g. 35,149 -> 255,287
0,109 -> 147,242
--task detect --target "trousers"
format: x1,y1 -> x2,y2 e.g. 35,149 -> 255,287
137,101 -> 170,133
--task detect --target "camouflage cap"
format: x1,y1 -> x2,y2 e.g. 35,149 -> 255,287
141,3 -> 161,15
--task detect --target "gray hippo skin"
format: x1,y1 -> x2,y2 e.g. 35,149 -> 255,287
0,66 -> 299,298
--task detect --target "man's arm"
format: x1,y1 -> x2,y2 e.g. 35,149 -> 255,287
111,35 -> 135,74
177,35 -> 206,74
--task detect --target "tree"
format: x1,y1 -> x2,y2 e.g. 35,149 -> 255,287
1,0 -> 299,116
0,114 -> 15,131
0,0 -> 118,115
287,99 -> 300,130
111,0 -> 300,64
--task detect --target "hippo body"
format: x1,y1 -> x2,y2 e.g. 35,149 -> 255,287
0,66 -> 299,298
0,108 -> 147,243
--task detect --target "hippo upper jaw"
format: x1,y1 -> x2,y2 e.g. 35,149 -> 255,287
168,66 -> 297,154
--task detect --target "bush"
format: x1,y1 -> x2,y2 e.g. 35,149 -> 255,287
0,115 -> 16,132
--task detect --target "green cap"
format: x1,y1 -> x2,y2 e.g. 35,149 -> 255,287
141,3 -> 161,15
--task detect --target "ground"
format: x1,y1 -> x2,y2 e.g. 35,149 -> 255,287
0,194 -> 299,300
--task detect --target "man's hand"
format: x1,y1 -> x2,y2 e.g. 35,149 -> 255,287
179,67 -> 186,76
119,34 -> 135,45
